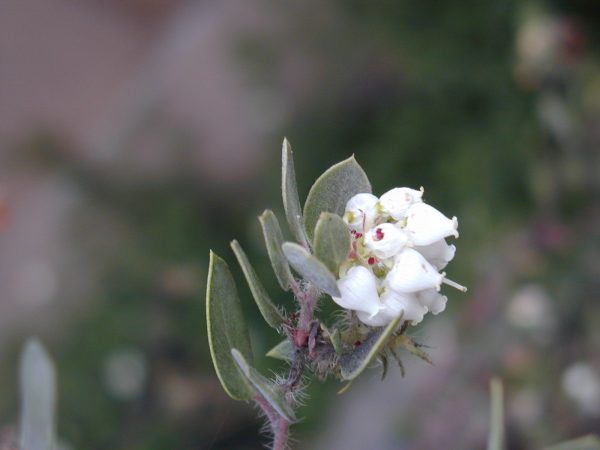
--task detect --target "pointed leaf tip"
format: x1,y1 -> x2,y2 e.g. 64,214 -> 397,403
303,156 -> 371,242
282,139 -> 309,246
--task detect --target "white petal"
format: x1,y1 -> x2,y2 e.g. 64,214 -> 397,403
405,203 -> 458,246
332,265 -> 382,316
414,239 -> 456,270
378,187 -> 423,220
344,193 -> 379,232
363,223 -> 408,259
387,248 -> 443,293
417,289 -> 448,315
357,289 -> 426,326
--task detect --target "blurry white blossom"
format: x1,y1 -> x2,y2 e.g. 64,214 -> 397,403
562,362 -> 600,416
334,187 -> 465,326
103,348 -> 147,401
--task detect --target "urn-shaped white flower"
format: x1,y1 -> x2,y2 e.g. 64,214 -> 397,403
343,193 -> 379,232
378,187 -> 423,220
363,223 -> 408,260
332,265 -> 382,317
387,248 -> 444,293
404,203 -> 459,246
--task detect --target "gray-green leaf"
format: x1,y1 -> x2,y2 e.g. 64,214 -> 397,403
19,338 -> 56,450
545,436 -> 600,450
340,314 -> 403,380
259,210 -> 295,291
303,156 -> 371,242
231,240 -> 286,330
314,212 -> 351,274
231,349 -> 296,422
266,339 -> 296,362
206,251 -> 255,400
282,138 -> 308,246
281,242 -> 340,297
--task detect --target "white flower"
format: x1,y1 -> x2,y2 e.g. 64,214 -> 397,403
414,239 -> 456,270
417,289 -> 447,315
363,223 -> 408,260
404,203 -> 458,246
387,248 -> 443,293
343,193 -> 379,232
357,288 -> 427,326
332,265 -> 382,317
378,187 -> 423,220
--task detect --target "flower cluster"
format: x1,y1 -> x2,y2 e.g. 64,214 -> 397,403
333,187 -> 465,326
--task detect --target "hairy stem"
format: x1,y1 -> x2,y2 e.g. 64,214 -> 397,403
272,418 -> 290,450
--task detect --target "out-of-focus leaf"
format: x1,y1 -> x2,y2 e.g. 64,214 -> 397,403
303,156 -> 371,242
231,240 -> 286,329
231,349 -> 296,422
266,339 -> 295,362
545,436 -> 600,450
281,242 -> 340,297
282,138 -> 308,246
487,377 -> 505,450
206,251 -> 255,400
339,314 -> 403,380
259,210 -> 295,291
19,338 -> 56,450
314,212 -> 351,274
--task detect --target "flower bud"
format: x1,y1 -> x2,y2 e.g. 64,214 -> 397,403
363,223 -> 408,260
414,239 -> 456,270
332,265 -> 382,316
405,203 -> 458,246
343,193 -> 379,232
378,187 -> 423,220
387,248 -> 444,293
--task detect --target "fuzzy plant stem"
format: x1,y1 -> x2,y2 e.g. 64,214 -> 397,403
272,418 -> 290,450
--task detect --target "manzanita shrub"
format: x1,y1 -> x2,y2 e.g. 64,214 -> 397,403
205,139 -> 600,450
205,139 -> 466,449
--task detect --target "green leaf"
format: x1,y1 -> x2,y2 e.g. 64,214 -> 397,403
339,314 -> 403,380
282,138 -> 308,246
303,155 -> 371,242
281,242 -> 340,297
19,338 -> 56,450
231,349 -> 296,422
231,240 -> 286,330
266,339 -> 296,362
206,251 -> 255,400
314,212 -> 351,274
259,210 -> 295,291
545,436 -> 600,450
487,377 -> 505,450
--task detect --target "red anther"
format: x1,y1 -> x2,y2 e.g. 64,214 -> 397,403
354,340 -> 362,347
355,232 -> 363,238
367,257 -> 376,265
375,227 -> 384,241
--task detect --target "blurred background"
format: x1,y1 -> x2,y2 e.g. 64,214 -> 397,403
1,0 -> 600,449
